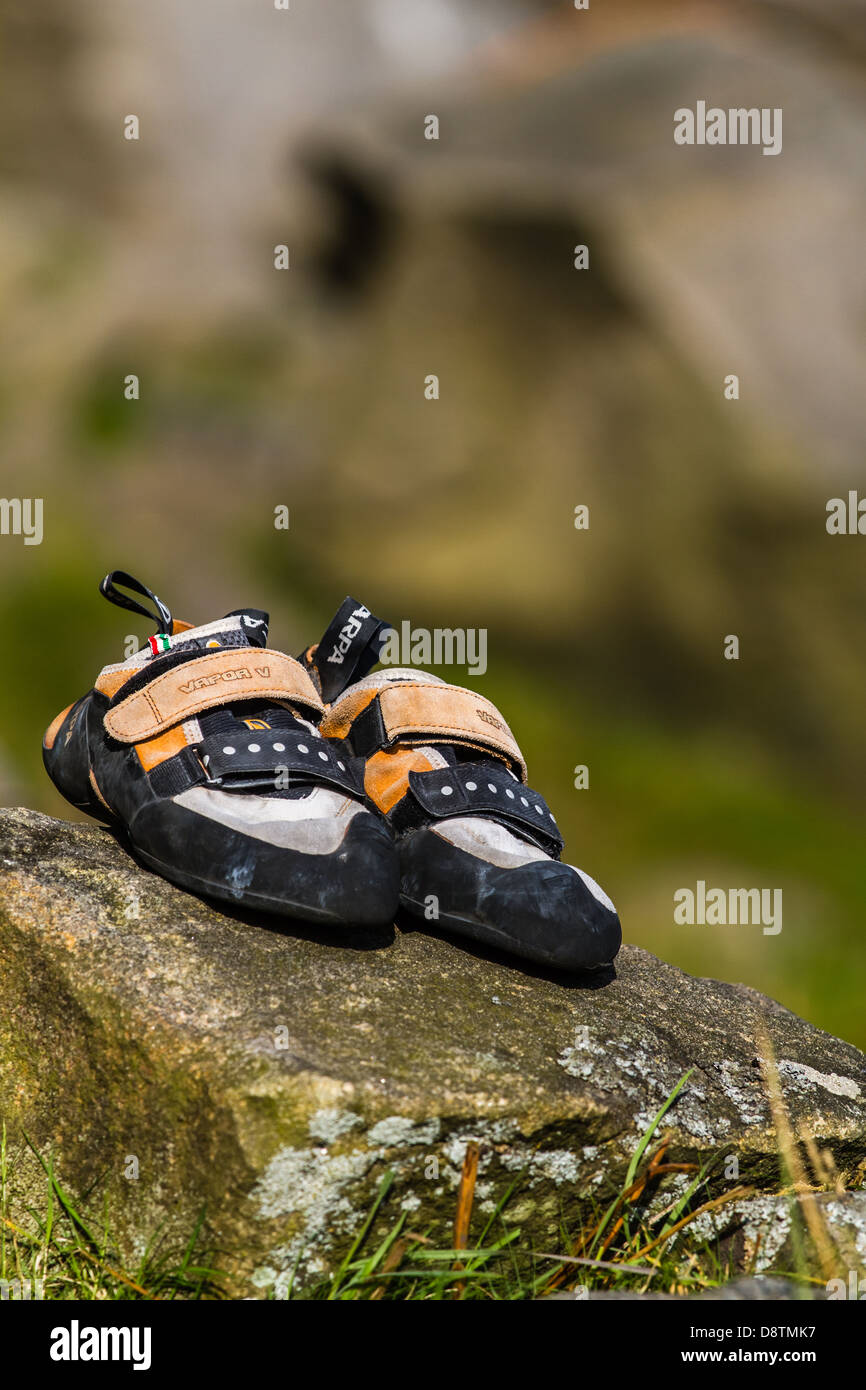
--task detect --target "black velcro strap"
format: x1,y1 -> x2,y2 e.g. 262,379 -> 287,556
344,697 -> 388,759
148,746 -> 207,798
198,731 -> 362,795
392,761 -> 564,857
304,597 -> 391,703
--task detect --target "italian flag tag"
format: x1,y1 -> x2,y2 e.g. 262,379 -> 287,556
147,633 -> 171,656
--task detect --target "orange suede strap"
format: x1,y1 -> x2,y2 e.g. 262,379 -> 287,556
103,649 -> 323,743
321,679 -> 527,781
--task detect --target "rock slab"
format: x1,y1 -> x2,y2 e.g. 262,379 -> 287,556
1,808 -> 864,1294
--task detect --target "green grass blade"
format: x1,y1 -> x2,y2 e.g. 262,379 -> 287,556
327,1170 -> 394,1299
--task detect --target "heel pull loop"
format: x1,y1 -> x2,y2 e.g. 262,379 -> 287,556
99,571 -> 173,634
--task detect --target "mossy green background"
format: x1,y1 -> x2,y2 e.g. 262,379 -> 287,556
1,0 -> 864,1049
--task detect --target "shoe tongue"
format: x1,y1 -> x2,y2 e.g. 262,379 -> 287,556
156,608 -> 270,656
222,609 -> 270,648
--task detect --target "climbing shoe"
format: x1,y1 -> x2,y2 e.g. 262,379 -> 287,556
42,572 -> 399,925
303,600 -> 622,970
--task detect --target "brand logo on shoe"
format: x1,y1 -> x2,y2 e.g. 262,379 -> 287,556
179,667 -> 256,693
476,708 -> 505,731
326,606 -> 370,665
63,706 -> 82,746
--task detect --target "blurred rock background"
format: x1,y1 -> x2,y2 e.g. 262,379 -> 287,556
1,0 -> 864,1041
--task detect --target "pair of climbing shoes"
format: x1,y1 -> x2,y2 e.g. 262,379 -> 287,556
43,574 -> 621,970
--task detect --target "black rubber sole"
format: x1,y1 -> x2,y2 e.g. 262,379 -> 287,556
131,842 -> 372,924
128,795 -> 400,927
398,826 -> 621,970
